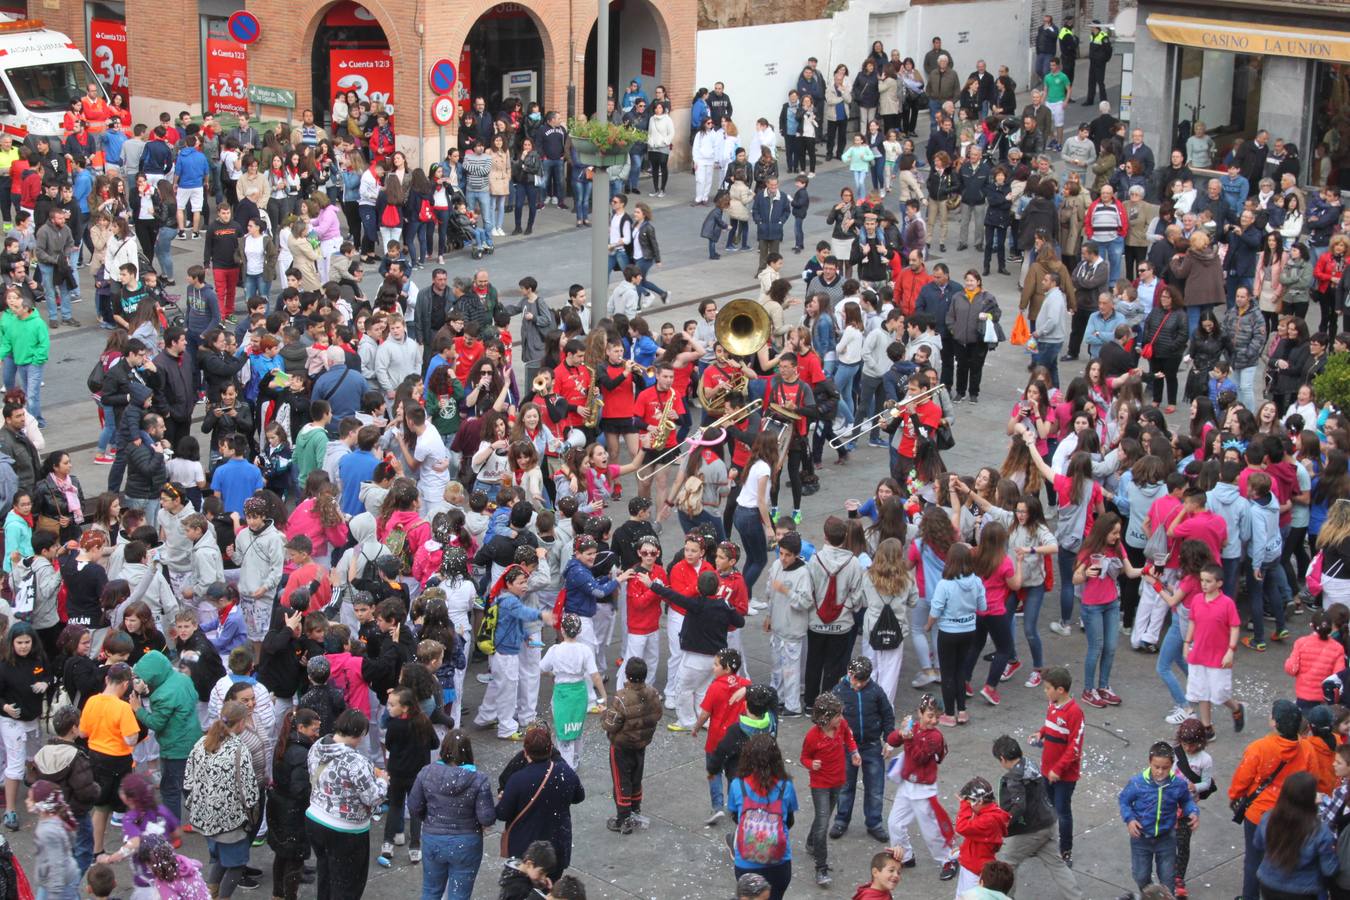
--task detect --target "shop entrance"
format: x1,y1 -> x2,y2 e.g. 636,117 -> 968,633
463,3 -> 544,114
311,0 -> 393,129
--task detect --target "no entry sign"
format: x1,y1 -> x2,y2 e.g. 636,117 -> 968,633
431,95 -> 456,126
226,10 -> 260,44
428,58 -> 457,94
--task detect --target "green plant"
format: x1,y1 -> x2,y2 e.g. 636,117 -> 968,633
567,117 -> 646,153
1315,352 -> 1350,414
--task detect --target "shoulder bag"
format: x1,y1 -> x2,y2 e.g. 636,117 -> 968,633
1140,311 -> 1172,360
1230,757 -> 1289,824
500,761 -> 555,857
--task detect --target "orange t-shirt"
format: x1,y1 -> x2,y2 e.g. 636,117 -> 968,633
80,692 -> 139,757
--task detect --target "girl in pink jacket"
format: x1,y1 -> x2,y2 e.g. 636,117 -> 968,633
1284,611 -> 1346,711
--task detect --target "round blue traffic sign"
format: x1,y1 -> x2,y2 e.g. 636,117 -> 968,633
428,58 -> 457,94
227,11 -> 260,45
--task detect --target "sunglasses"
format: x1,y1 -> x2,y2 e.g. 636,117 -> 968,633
638,549 -> 660,557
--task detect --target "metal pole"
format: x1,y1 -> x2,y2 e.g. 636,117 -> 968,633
438,125 -> 444,164
590,0 -> 609,319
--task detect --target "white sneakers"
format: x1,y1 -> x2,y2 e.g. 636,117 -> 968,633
1165,706 -> 1196,725
1048,621 -> 1071,636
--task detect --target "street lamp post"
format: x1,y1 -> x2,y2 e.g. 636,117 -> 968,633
590,0 -> 610,319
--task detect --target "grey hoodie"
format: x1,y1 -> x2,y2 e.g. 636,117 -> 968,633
807,544 -> 865,635
119,560 -> 179,628
187,530 -> 225,604
375,333 -> 422,395
234,521 -> 284,601
766,556 -> 815,639
1124,480 -> 1166,549
307,734 -> 386,832
159,503 -> 195,575
1206,481 -> 1250,560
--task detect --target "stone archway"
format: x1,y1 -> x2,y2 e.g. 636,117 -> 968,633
582,0 -> 674,116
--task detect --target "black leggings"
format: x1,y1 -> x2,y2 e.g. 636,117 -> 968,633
826,121 -> 847,159
1283,525 -> 1310,596
952,341 -> 989,398
272,854 -> 304,900
383,776 -> 421,845
1067,306 -> 1092,357
648,151 -> 669,192
1150,355 -> 1182,405
770,443 -> 806,511
1318,288 -> 1338,335
1125,245 -> 1147,280
901,100 -> 920,135
800,139 -> 817,174
804,630 -> 853,707
938,630 -> 979,715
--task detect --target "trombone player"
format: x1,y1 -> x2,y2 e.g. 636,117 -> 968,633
886,372 -> 944,493
763,352 -> 816,525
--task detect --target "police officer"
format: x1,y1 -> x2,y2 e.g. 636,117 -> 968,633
1058,16 -> 1079,85
1083,22 -> 1113,106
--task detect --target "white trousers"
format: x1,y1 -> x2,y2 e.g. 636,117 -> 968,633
910,598 -> 937,670
694,165 -> 715,202
558,735 -> 583,772
0,718 -> 38,779
888,782 -> 955,867
955,866 -> 980,897
663,610 -> 686,703
576,616 -> 600,704
727,628 -> 750,680
518,643 -> 542,722
1132,580 -> 1169,647
474,652 -> 526,737
863,644 -> 904,706
593,601 -> 617,672
769,634 -> 805,714
675,650 -> 716,729
624,631 -> 661,687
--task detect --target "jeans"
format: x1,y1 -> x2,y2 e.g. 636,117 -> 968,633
1225,272 -> 1254,310
541,158 -> 565,203
1247,561 -> 1289,643
1130,832 -> 1177,890
708,238 -> 720,258
608,247 -> 629,274
13,362 -> 43,427
734,505 -> 768,593
834,742 -> 884,831
155,225 -> 177,280
793,216 -> 805,250
706,750 -> 728,812
1081,599 -> 1121,691
677,509 -> 726,544
1186,304 -> 1213,334
124,496 -> 160,529
808,786 -> 840,871
572,175 -> 592,222
858,373 -> 887,442
74,812 -> 94,873
1057,547 -> 1078,624
159,756 -> 187,821
636,257 -> 667,301
1243,818 -> 1262,900
1033,340 -> 1062,388
420,830 -> 483,900
466,189 -> 491,226
1021,584 -> 1045,668
627,148 -> 646,190
512,183 -> 538,231
852,169 -> 868,196
1048,779 -> 1076,853
97,402 -> 119,452
1156,617 -> 1189,707
983,225 -> 1006,271
38,262 -> 72,323
833,360 -> 861,440
1099,236 -> 1124,283
358,205 -> 378,253
1235,365 -> 1258,412
242,272 -> 266,303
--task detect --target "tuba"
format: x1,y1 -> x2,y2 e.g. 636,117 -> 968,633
698,299 -> 771,409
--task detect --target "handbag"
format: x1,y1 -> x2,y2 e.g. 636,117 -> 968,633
935,421 -> 956,451
1307,551 -> 1325,596
1140,311 -> 1172,360
500,761 -> 555,857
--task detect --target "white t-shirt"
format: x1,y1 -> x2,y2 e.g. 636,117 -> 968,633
243,234 -> 266,276
165,457 -> 205,488
737,460 -> 771,509
541,640 -> 599,684
414,427 -> 451,501
474,441 -> 511,485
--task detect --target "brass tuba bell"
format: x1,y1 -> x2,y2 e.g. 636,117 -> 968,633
714,299 -> 771,359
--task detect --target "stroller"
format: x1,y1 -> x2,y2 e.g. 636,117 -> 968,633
447,203 -> 493,260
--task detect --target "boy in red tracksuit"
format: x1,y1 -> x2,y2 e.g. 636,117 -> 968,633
715,541 -> 752,677
692,647 -> 750,824
884,694 -> 959,880
1031,665 -> 1084,868
954,776 -> 1011,896
801,692 -> 861,887
622,535 -> 666,685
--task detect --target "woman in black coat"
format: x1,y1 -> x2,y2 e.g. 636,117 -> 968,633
268,709 -> 318,900
32,451 -> 86,543
1141,285 -> 1190,410
852,60 -> 881,128
1270,317 -> 1313,412
1185,310 -> 1227,401
983,167 -> 1013,276
495,723 -> 584,882
1017,178 -> 1060,252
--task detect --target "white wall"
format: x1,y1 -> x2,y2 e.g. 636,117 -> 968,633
617,2 -> 663,96
695,0 -> 1029,139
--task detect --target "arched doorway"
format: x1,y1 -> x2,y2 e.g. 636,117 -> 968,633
311,1 -> 393,128
463,3 -> 545,114
583,0 -> 667,116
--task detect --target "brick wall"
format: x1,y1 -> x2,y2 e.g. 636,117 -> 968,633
127,0 -> 201,118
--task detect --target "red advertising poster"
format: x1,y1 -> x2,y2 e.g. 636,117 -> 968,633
89,18 -> 129,107
641,48 -> 656,77
457,47 -> 471,112
330,47 -> 395,114
205,37 -> 248,116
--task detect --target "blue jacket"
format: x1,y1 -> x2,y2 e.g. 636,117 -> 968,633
141,138 -> 174,176
104,130 -> 127,167
691,97 -> 709,130
752,189 -> 792,242
1205,482 -> 1249,559
174,147 -> 209,188
492,590 -> 542,656
1254,817 -> 1337,896
563,558 -> 618,619
929,574 -> 986,634
1117,768 -> 1197,837
1220,174 -> 1249,217
1084,310 -> 1126,357
916,281 -> 962,334
830,676 -> 894,747
203,606 -> 249,654
1307,197 -> 1341,245
1223,225 -> 1261,279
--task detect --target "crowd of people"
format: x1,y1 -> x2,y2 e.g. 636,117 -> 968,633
0,21 -> 1345,900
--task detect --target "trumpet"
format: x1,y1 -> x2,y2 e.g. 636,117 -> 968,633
627,360 -> 657,380
637,399 -> 762,481
829,385 -> 942,449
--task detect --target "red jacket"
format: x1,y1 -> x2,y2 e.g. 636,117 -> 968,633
1083,198 -> 1128,241
801,719 -> 858,789
891,260 -> 933,317
717,570 -> 750,625
956,799 -> 1010,875
668,558 -> 713,617
1314,250 -> 1348,293
886,724 -> 946,786
1039,698 -> 1084,782
625,563 -> 666,636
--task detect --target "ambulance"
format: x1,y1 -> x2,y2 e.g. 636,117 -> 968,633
0,14 -> 102,141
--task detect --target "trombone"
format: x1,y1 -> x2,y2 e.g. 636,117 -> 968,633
829,385 -> 943,449
635,398 -> 763,481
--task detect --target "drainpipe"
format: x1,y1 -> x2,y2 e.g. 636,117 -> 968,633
416,19 -> 425,169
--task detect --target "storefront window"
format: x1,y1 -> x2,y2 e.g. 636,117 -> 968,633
1311,62 -> 1350,189
1172,46 -> 1264,164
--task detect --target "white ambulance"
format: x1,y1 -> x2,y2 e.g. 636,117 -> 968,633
0,14 -> 102,141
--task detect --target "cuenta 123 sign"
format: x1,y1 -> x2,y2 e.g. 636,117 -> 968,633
247,84 -> 296,108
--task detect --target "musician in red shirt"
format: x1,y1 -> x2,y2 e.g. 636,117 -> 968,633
634,363 -> 680,502
714,541 -> 751,672
597,339 -> 642,462
699,342 -> 755,426
885,372 -> 943,492
553,337 -> 592,437
765,353 -> 817,523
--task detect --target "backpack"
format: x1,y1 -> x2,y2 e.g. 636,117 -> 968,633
380,202 -> 402,228
675,473 -> 705,517
814,557 -> 848,624
86,358 -> 105,394
868,602 -> 904,651
381,525 -> 414,577
475,597 -> 498,656
418,198 -> 434,223
734,782 -> 789,865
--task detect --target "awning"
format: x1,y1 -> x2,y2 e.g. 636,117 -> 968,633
1146,13 -> 1350,63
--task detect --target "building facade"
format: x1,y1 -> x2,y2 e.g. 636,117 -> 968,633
22,0 -> 694,167
1130,0 -> 1350,186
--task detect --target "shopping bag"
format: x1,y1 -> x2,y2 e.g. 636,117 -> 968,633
1010,312 -> 1030,346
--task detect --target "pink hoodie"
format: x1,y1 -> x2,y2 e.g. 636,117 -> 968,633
378,509 -> 430,557
325,650 -> 371,714
286,497 -> 351,560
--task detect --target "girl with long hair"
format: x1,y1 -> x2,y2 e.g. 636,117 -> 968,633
926,542 -> 986,724
861,537 -> 915,704
1072,512 -> 1141,708
963,521 -> 1022,707
0,623 -> 48,827
286,470 -> 348,562
1253,771 -> 1335,899
267,707 -> 319,900
1026,440 -> 1105,637
1008,494 -> 1057,687
906,506 -> 955,689
1316,498 -> 1350,612
727,732 -> 798,899
183,701 -> 257,900
734,431 -> 779,593
377,688 -> 437,868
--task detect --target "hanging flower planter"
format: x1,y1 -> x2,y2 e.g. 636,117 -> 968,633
571,137 -> 630,167
568,118 -> 646,167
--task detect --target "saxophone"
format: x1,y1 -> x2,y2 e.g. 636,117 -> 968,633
581,365 -> 603,428
650,390 -> 677,448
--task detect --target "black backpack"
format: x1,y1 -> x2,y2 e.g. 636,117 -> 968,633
868,602 -> 904,651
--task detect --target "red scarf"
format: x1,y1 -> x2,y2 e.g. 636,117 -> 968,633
217,602 -> 236,626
